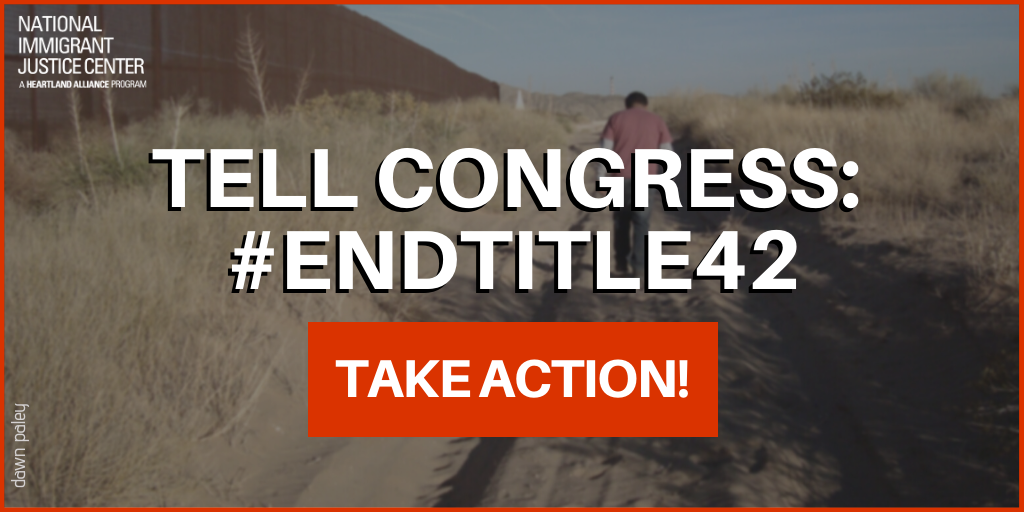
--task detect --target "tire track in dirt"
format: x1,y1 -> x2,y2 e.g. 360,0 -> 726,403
433,214 -> 596,506
433,124 -> 602,507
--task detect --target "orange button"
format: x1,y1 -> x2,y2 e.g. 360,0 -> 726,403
308,322 -> 718,437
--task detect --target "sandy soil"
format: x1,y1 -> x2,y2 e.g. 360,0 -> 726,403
184,121 -> 1017,507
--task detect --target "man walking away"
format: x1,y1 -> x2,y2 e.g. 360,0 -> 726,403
599,91 -> 673,277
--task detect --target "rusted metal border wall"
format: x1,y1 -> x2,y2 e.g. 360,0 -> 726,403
4,5 -> 499,148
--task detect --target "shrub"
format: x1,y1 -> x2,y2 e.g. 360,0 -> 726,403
913,71 -> 991,118
797,71 -> 905,109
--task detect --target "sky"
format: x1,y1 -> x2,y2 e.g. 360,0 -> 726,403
345,5 -> 1019,97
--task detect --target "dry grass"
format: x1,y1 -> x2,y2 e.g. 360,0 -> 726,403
654,86 -> 1019,301
3,91 -> 567,505
236,17 -> 270,122
655,81 -> 1019,457
5,193 -> 286,505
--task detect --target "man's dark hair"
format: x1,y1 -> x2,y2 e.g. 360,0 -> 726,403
625,91 -> 648,108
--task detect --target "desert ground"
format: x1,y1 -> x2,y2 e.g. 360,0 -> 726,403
5,78 -> 1019,506
176,120 -> 1017,507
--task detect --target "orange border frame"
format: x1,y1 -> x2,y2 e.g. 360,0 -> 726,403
0,1 -> 1020,510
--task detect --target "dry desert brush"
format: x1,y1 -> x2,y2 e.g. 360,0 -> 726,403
4,91 -> 567,505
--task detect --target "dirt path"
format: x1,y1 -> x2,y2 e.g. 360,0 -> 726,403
196,121 -> 1016,506
394,121 -> 1017,506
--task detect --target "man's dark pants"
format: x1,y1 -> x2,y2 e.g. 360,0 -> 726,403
613,179 -> 656,274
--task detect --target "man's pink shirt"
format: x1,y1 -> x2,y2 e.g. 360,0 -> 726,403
600,108 -> 673,178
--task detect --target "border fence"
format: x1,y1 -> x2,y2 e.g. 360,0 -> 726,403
4,5 -> 499,148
